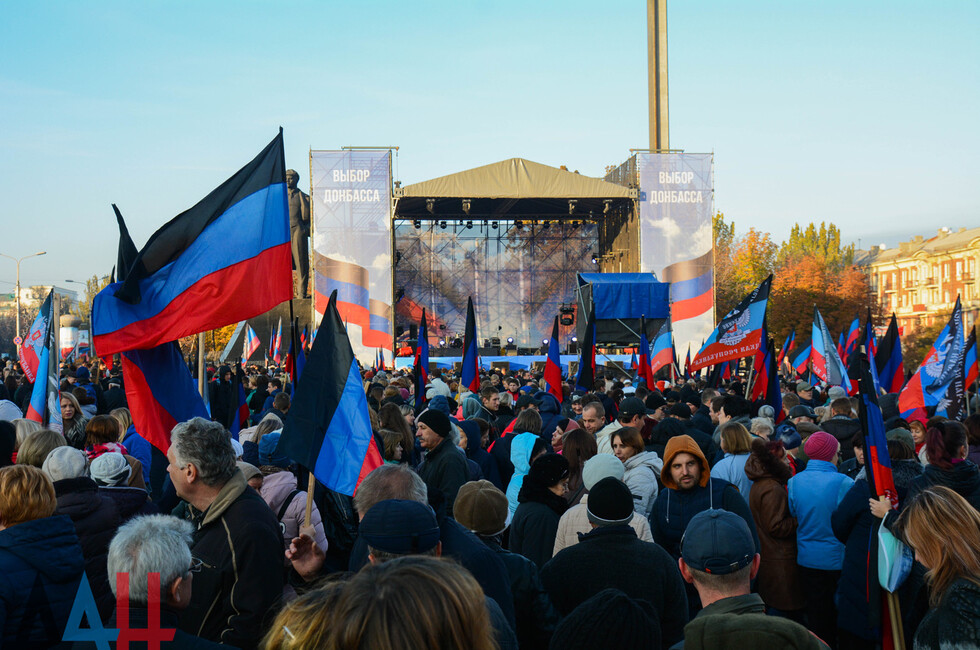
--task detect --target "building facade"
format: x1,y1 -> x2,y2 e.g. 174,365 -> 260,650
857,227 -> 979,335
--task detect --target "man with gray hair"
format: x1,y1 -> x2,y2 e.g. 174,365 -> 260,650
167,417 -> 282,649
106,514 -> 224,648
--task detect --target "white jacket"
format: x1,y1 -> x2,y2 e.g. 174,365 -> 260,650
622,451 -> 663,517
595,420 -> 623,455
553,494 -> 654,555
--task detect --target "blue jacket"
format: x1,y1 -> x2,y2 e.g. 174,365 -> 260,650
0,514 -> 85,647
711,453 -> 753,498
788,459 -> 853,570
123,424 -> 153,490
507,433 -> 538,516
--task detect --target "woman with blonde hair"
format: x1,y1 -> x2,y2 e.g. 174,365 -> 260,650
898,485 -> 980,648
16,428 -> 67,468
261,580 -> 345,649
712,421 -> 755,497
0,465 -> 85,647
84,415 -> 146,490
111,407 -> 152,489
60,390 -> 88,449
11,418 -> 41,452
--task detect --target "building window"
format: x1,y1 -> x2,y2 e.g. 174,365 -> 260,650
945,291 -> 950,303
956,261 -> 963,278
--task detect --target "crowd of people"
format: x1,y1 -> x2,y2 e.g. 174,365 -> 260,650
1,354 -> 979,649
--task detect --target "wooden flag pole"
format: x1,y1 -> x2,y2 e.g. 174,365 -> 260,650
879,495 -> 906,649
197,332 -> 206,398
303,472 -> 315,530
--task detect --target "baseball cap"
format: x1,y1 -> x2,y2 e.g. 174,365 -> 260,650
681,510 -> 755,575
796,380 -> 813,393
618,396 -> 651,420
516,393 -> 544,409
788,404 -> 816,420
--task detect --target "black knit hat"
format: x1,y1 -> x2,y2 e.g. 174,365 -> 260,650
586,477 -> 634,526
527,453 -> 569,488
417,408 -> 451,439
549,588 -> 660,650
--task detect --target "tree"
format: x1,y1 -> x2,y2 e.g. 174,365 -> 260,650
777,222 -> 855,272
73,275 -> 113,323
713,212 -> 737,319
713,214 -> 777,320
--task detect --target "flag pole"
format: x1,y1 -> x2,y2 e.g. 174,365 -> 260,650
304,472 -> 315,530
197,332 -> 206,398
745,355 -> 756,397
881,493 -> 907,650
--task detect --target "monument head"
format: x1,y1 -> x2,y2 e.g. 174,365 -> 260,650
286,169 -> 300,189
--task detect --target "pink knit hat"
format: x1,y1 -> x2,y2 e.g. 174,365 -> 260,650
804,431 -> 839,462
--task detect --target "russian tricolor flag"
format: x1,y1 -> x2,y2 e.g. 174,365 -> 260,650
544,316 -> 563,403
665,250 -> 714,322
275,290 -> 383,496
689,275 -> 772,372
243,324 -> 261,362
574,302 -> 597,392
92,131 -> 292,357
460,297 -> 481,393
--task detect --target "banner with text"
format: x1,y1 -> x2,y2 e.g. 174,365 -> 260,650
637,153 -> 714,368
311,150 -> 393,364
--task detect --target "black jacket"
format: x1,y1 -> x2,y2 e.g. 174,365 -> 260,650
72,606 -> 228,649
54,476 -> 123,618
820,417 -> 862,461
102,386 -> 128,412
907,460 -> 980,511
482,537 -> 558,650
418,436 -> 469,516
177,472 -> 283,649
509,481 -> 567,569
541,525 -> 689,649
689,405 -> 714,436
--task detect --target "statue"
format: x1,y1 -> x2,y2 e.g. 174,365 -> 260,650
286,169 -> 311,298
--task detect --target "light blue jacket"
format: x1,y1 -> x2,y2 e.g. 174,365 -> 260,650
506,433 -> 538,516
788,460 -> 854,570
711,453 -> 753,498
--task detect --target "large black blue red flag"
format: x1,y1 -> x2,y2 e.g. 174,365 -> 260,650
275,290 -> 383,497
229,364 -> 249,441
811,307 -> 851,392
964,326 -> 978,394
92,131 -> 292,357
575,302 -> 597,392
648,317 -> 673,378
414,309 -> 430,412
460,297 -> 480,393
637,316 -> 655,387
689,275 -> 772,372
777,328 -> 796,368
899,298 -> 964,418
544,317 -> 563,403
875,313 -> 905,394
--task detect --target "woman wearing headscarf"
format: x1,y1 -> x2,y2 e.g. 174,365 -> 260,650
509,453 -> 570,568
459,419 -> 502,489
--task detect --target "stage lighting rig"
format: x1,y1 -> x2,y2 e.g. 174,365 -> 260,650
439,220 -> 447,229
413,219 -> 422,229
491,221 -> 498,229
466,221 -> 473,229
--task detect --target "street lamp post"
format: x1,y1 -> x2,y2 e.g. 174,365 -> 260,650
0,251 -> 47,342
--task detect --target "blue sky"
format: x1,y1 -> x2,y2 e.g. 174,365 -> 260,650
1,1 -> 977,291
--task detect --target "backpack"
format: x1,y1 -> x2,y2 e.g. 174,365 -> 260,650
277,489 -> 301,536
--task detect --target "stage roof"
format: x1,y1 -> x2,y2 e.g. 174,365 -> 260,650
401,158 -> 632,199
396,158 -> 633,219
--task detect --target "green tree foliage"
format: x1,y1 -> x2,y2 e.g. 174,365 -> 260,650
777,222 -> 855,272
713,213 -> 777,319
73,275 -> 112,322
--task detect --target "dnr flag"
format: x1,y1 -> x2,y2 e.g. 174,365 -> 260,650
460,297 -> 480,393
574,302 -> 597,392
276,290 -> 383,496
875,313 -> 905,394
899,298 -> 964,418
414,309 -> 430,413
965,326 -> 978,392
777,328 -> 796,367
92,131 -> 292,357
811,307 -> 852,392
544,317 -> 563,403
649,317 -> 674,377
637,315 -> 655,388
689,275 -> 772,372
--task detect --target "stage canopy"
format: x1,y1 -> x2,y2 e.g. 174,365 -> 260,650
395,158 -> 633,218
576,272 -> 670,346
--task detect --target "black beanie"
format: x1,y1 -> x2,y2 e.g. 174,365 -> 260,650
527,453 -> 569,488
586,477 -> 634,526
417,409 -> 451,439
549,588 -> 660,650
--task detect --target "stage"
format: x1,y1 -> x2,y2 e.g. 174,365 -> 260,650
392,353 -> 636,373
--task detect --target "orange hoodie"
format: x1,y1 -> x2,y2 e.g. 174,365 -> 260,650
660,434 -> 710,489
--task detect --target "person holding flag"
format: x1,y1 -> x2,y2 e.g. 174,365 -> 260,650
543,316 -> 563,404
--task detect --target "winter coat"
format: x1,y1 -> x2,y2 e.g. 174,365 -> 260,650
712,414 -> 752,445
907,460 -> 980,511
689,405 -> 714,436
651,435 -> 759,560
259,469 -> 328,552
460,420 -> 502,490
0,515 -> 84,648
820,416 -> 862,461
832,460 -> 922,641
481,536 -> 559,650
622,450 -> 662,516
837,457 -> 863,480
102,385 -> 127,412
744,452 -> 804,612
71,606 -> 227,650
787,459 -> 853,570
63,416 -> 88,449
675,594 -> 830,650
54,476 -> 123,618
553,493 -> 654,555
595,420 -> 622,455
537,393 -> 565,445
711,453 -> 753,498
418,435 -> 470,517
913,578 -> 980,650
647,417 -> 687,459
100,484 -> 158,520
177,469 -> 284,649
541,525 -> 689,649
506,433 -> 538,516
122,424 -> 152,489
509,479 -> 568,568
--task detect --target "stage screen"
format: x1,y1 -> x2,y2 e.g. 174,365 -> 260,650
394,221 -> 598,349
311,150 -> 393,364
